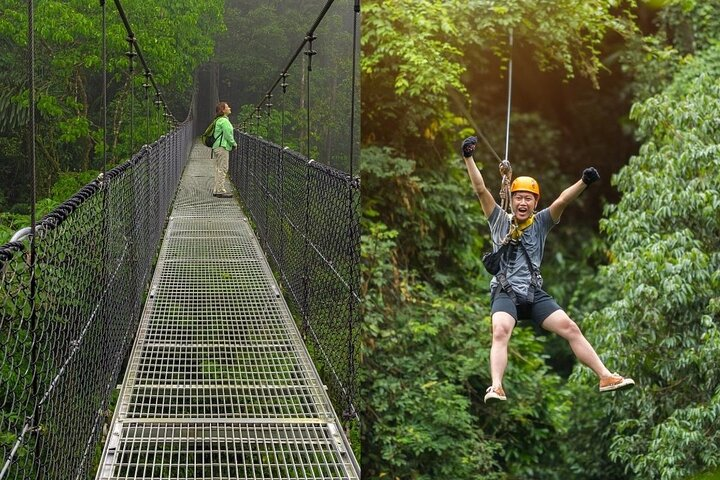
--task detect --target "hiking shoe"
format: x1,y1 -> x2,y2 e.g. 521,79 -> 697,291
599,373 -> 635,392
484,385 -> 507,403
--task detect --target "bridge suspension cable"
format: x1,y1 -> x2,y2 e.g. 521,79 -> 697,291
111,0 -> 178,126
239,0 -> 361,172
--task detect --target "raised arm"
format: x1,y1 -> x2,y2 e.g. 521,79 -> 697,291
462,136 -> 496,218
548,167 -> 600,222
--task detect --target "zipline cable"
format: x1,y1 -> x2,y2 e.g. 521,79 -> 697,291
102,0 -> 107,175
499,28 -> 514,214
504,28 -> 513,163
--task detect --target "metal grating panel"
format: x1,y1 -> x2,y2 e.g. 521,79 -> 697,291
97,142 -> 358,479
101,422 -> 353,480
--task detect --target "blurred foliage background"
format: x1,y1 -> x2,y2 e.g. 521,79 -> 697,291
360,1 -> 720,479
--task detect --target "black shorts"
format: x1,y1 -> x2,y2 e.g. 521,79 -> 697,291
490,287 -> 562,327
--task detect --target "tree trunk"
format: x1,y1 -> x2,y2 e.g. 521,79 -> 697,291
112,85 -> 129,160
77,71 -> 92,171
299,54 -> 306,110
322,68 -> 338,168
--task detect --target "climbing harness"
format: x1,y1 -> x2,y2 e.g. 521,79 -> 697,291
479,29 -> 543,304
493,238 -> 542,305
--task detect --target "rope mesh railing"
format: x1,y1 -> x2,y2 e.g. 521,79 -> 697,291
0,123 -> 192,479
230,132 -> 360,422
218,0 -> 360,424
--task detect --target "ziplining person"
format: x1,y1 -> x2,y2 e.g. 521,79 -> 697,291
461,136 -> 635,403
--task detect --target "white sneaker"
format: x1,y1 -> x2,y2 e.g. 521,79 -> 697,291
484,385 -> 507,403
599,373 -> 635,392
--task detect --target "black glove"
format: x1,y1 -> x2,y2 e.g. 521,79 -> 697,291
582,167 -> 600,185
462,136 -> 477,158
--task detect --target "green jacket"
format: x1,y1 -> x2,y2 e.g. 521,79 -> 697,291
213,116 -> 237,151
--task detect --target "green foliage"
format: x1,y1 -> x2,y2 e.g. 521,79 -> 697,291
689,469 -> 720,480
621,2 -> 720,102
0,0 -> 223,205
361,213 -> 579,479
360,217 -> 501,479
574,44 -> 720,480
362,0 -> 637,159
655,1 -> 720,53
49,171 -> 99,202
0,169 -> 101,245
359,3 -> 653,477
361,146 -> 487,281
359,144 -> 581,477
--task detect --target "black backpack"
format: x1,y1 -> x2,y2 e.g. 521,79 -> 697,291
201,118 -> 222,147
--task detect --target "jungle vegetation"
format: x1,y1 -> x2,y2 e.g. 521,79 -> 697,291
360,1 -> 720,479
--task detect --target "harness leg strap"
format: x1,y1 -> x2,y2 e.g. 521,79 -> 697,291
496,272 -> 518,305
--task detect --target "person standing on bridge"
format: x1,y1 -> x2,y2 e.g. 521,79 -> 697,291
212,102 -> 237,198
461,135 -> 635,403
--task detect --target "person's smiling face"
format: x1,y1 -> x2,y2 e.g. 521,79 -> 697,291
511,192 -> 537,222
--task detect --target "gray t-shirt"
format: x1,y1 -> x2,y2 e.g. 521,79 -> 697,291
488,205 -> 558,297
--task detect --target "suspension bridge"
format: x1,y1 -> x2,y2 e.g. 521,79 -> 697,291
1,1 -> 360,478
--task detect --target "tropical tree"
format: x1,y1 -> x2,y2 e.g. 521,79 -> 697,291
0,0 -> 223,208
0,0 -> 223,243
574,42 -> 720,480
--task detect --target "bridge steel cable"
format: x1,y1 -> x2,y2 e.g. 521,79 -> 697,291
232,0 -> 361,424
113,0 -> 178,128
0,1 -> 193,477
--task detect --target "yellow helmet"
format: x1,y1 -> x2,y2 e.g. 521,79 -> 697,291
511,176 -> 540,201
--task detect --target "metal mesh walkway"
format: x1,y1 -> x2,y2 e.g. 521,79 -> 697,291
96,143 -> 359,479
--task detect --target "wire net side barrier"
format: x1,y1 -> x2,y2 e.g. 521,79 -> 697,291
0,122 -> 192,480
230,131 -> 360,422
